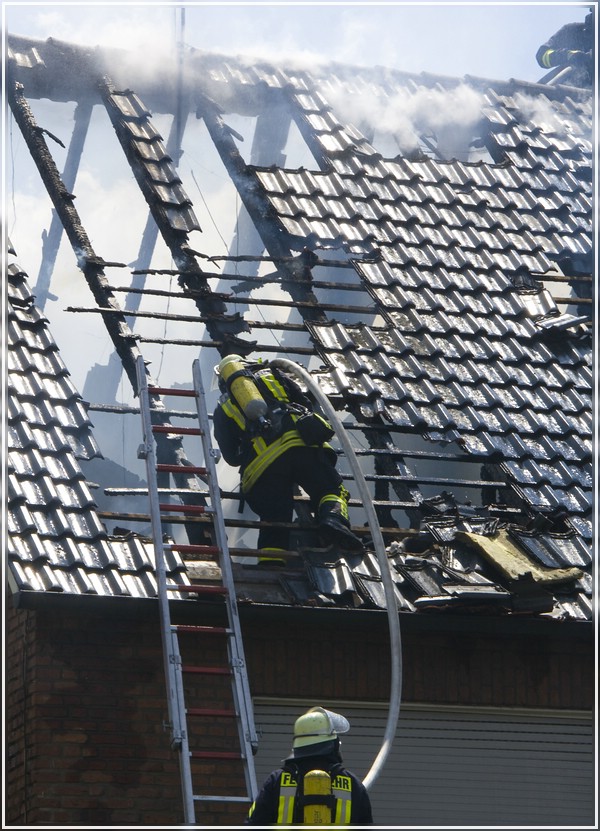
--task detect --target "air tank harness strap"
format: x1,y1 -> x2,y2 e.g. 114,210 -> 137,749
302,794 -> 337,809
224,367 -> 256,411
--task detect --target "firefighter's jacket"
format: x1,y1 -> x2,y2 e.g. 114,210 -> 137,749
213,363 -> 334,493
244,753 -> 373,825
536,16 -> 593,86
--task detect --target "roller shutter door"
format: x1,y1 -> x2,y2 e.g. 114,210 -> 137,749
252,699 -> 594,826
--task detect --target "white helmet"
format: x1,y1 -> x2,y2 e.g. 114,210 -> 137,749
292,707 -> 350,757
215,354 -> 245,375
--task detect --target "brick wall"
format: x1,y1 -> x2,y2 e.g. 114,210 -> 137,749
245,616 -> 594,710
4,598 -> 246,826
5,594 -> 34,826
5,596 -> 594,826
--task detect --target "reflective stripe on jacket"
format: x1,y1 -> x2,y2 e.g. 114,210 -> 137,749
277,770 -> 353,824
219,367 -> 306,493
539,47 -> 556,68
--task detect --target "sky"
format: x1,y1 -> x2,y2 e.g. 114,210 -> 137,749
2,2 -> 593,84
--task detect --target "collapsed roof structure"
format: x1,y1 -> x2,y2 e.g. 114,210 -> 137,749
6,31 -> 593,621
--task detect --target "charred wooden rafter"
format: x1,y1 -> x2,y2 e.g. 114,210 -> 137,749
6,74 -> 141,390
195,90 -> 329,330
7,71 -> 210,540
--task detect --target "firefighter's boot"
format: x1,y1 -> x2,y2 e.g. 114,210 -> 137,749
318,488 -> 363,550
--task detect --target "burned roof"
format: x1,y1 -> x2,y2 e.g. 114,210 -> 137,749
5,34 -> 593,622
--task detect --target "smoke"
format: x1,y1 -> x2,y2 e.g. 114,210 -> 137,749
325,81 -> 485,154
513,92 -> 574,137
33,6 -> 173,54
235,47 -> 329,72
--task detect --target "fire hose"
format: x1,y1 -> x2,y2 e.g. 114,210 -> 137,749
271,358 -> 402,791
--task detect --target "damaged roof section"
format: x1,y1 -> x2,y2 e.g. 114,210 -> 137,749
5,35 -> 593,623
227,502 -> 589,620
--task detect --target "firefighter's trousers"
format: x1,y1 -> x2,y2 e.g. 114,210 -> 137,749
243,445 -> 345,550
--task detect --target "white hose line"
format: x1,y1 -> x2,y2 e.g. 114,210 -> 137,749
271,358 -> 402,790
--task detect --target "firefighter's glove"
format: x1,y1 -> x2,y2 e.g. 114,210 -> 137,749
567,50 -> 592,68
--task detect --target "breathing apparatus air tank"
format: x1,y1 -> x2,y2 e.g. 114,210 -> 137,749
303,769 -> 333,825
218,355 -> 269,422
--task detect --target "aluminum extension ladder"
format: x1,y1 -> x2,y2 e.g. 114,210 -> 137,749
136,355 -> 258,825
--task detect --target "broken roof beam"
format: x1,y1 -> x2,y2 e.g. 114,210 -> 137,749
133,335 -> 316,357
195,90 -> 329,331
6,72 -> 141,391
226,97 -> 293,279
34,99 -> 93,310
6,70 -> 211,533
64,304 -> 316,334
7,34 -> 103,103
366,431 -> 424,529
105,284 -> 379,316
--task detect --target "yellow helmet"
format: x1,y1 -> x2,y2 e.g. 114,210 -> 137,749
292,707 -> 350,757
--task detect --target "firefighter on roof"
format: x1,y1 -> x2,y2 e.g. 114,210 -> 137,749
536,9 -> 594,87
212,355 -> 363,563
245,706 -> 373,825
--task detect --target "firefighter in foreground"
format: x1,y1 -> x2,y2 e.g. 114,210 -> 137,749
213,355 -> 363,562
536,8 -> 594,87
245,706 -> 373,825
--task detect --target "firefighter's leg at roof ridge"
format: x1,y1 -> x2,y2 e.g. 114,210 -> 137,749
318,485 -> 364,551
243,459 -> 295,561
290,446 -> 364,551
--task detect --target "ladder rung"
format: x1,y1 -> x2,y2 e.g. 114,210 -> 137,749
187,707 -> 237,718
193,795 -> 252,804
190,750 -> 241,759
148,386 -> 196,397
153,425 -> 203,435
168,583 -> 228,595
172,624 -> 230,635
156,464 -> 208,475
159,503 -> 210,514
183,666 -> 232,676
